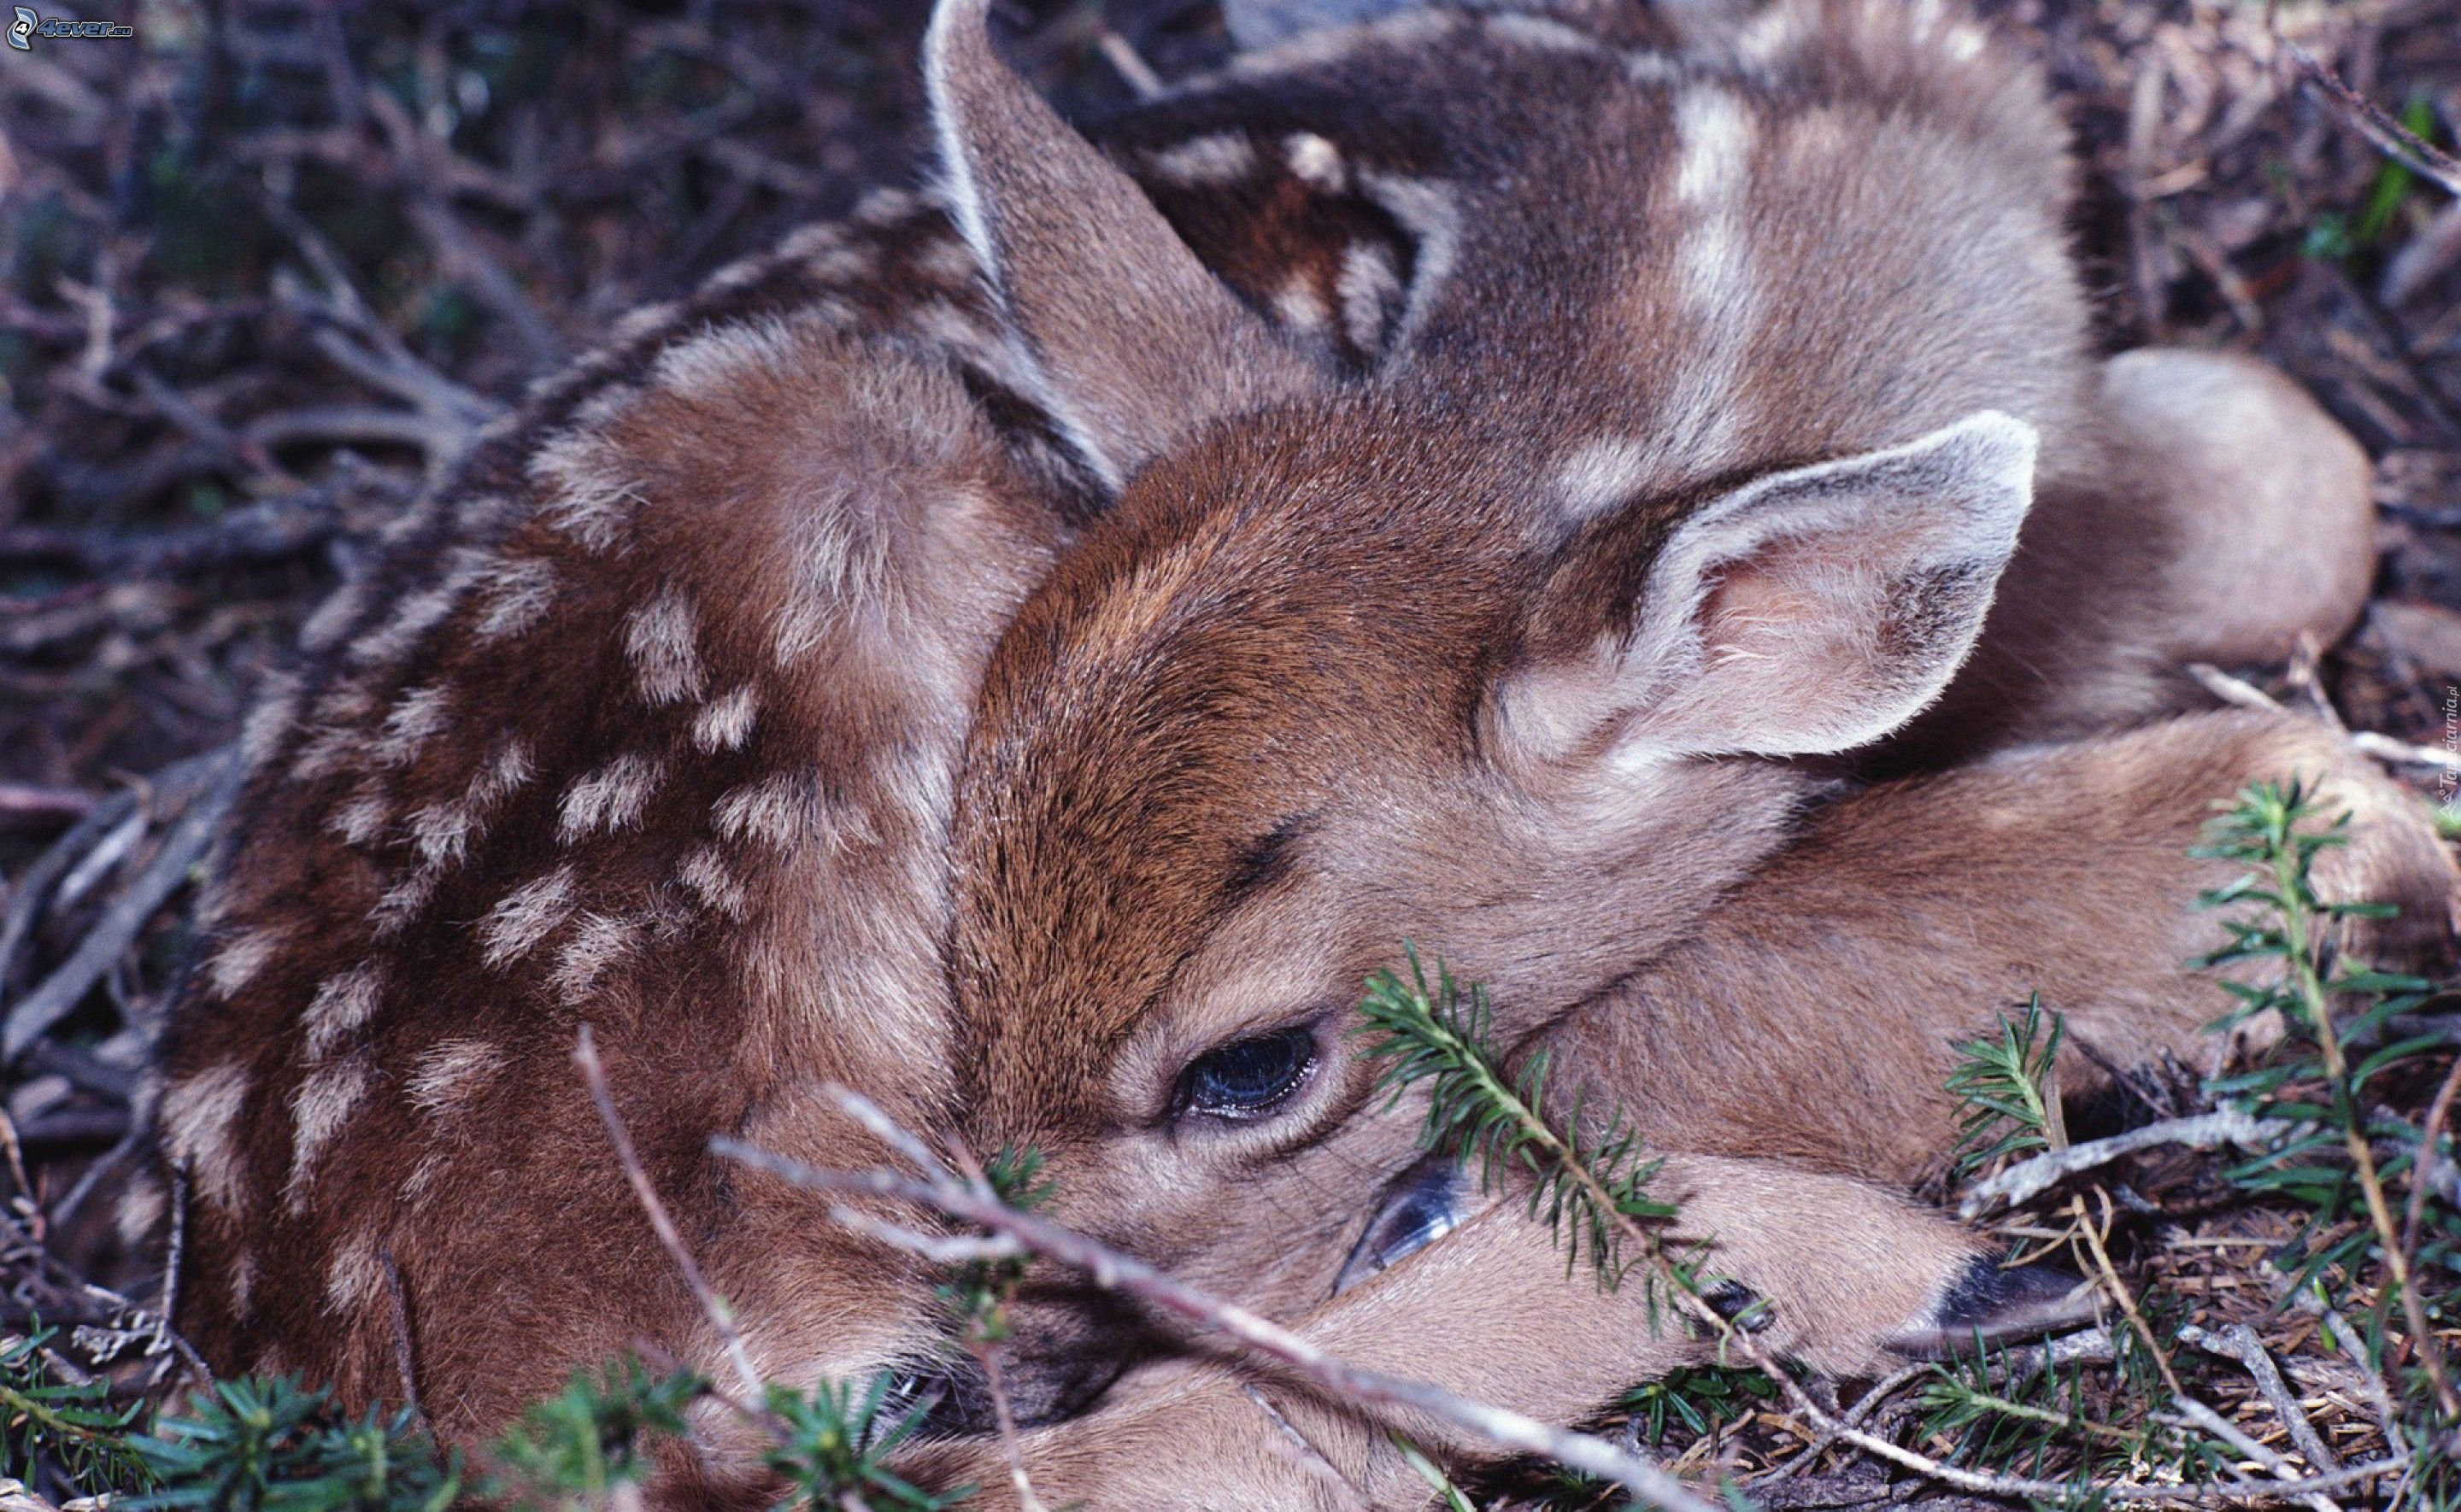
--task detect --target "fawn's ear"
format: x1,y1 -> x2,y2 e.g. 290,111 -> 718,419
925,0 -> 1317,490
1222,0 -> 1424,48
1492,412 -> 2036,774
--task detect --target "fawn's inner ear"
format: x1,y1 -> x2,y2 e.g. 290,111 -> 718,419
924,0 -> 1319,490
1491,411 -> 2040,775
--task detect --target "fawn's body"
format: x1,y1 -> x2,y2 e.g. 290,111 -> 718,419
150,0 -> 2439,1503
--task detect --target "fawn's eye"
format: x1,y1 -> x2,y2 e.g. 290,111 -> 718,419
1176,1028 -> 1318,1121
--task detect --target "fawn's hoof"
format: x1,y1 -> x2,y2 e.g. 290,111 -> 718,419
1882,1257 -> 2094,1358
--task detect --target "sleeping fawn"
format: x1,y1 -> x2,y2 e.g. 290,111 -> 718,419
149,0 -> 2443,1504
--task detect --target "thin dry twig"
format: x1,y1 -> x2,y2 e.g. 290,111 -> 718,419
2163,1398 -> 2346,1512
2285,47 -> 2461,200
2185,663 -> 2461,771
572,1024 -> 763,1403
2178,1322 -> 2340,1474
714,1090 -> 1723,1512
722,1090 -> 2413,1509
2073,1190 -> 2188,1402
1960,1108 -> 2270,1218
1,752 -> 240,1064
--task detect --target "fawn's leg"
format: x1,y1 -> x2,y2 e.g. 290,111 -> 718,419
898,1153 -> 2066,1511
1562,710 -> 2456,1187
2106,349 -> 2376,668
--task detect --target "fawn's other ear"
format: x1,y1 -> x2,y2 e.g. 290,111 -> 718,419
1492,412 -> 2037,775
1222,0 -> 1424,48
925,0 -> 1318,490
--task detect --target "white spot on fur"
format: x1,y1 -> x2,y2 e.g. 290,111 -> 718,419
652,319 -> 803,402
1274,275 -> 1332,335
1625,51 -> 1684,85
205,927 -> 286,1000
371,685 -> 455,769
325,1228 -> 383,1315
400,1150 -> 447,1204
624,589 -> 706,706
298,579 -> 369,654
406,738 -> 536,870
1736,5 -> 1800,65
407,1038 -> 502,1116
326,778 -> 391,847
677,845 -> 749,920
1659,87 -> 1760,471
288,682 -> 378,782
370,866 -> 440,940
1555,437 -> 1655,519
610,298 -> 684,344
473,555 -> 559,642
804,239 -> 878,284
855,185 -> 920,226
1148,132 -> 1257,185
347,552 -> 487,668
481,865 -> 578,967
1336,242 -> 1401,353
549,912 -> 641,1000
1357,173 -> 1460,353
1674,87 -> 1753,206
713,771 -> 861,852
163,1064 -> 250,1211
1283,132 -> 1345,191
239,671 -> 304,769
114,1177 -> 165,1245
532,421 -> 645,554
303,964 -> 385,1060
1484,11 -> 1600,52
285,1055 -> 373,1205
910,236 -> 981,287
558,753 -> 665,841
692,686 -> 761,754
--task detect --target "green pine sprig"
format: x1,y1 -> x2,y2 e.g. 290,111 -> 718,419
0,1323 -> 154,1496
129,1375 -> 457,1512
1945,994 -> 2068,1181
1353,945 -> 1682,1295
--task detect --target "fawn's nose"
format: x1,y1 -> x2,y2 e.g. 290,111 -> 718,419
915,1279 -> 1150,1434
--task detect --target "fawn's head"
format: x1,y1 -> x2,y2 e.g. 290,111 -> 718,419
919,0 -> 2045,1373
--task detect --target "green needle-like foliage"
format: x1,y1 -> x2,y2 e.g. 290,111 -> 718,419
1354,946 -> 1681,1293
1945,994 -> 2067,1180
1618,1367 -> 1775,1450
488,1357 -> 701,1509
761,1374 -> 968,1512
2194,780 -> 2459,1486
0,1324 -> 152,1494
129,1376 -> 457,1512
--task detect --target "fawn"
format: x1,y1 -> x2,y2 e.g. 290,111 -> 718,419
917,0 -> 2425,1438
146,0 -> 2439,1503
902,709 -> 2457,1508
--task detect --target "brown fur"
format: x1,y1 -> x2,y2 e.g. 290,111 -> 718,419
920,0 -> 2395,1419
147,0 -> 2426,1500
907,711 -> 2458,1508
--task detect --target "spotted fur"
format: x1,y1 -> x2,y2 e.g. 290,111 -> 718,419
145,0 -> 2369,1495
